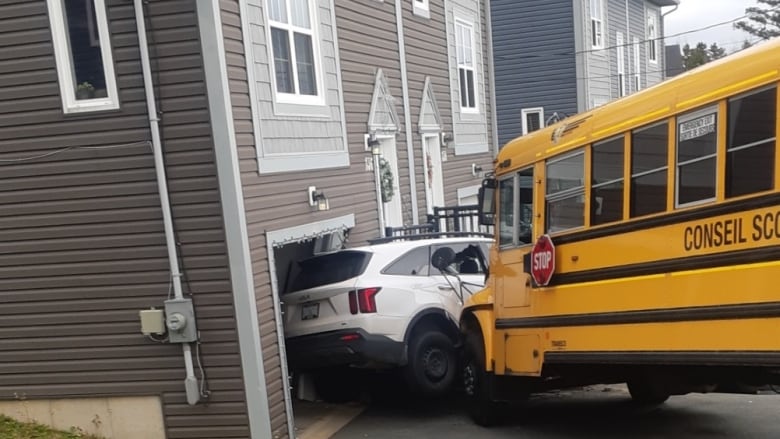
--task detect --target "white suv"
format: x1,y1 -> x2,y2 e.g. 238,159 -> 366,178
283,236 -> 492,399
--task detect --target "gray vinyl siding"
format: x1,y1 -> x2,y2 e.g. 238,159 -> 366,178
491,0 -> 578,146
627,0 -> 646,91
585,0 -> 612,108
244,0 -> 348,174
0,0 -> 250,438
607,0 -> 655,97
607,0 -> 628,98
446,0 -> 490,154
335,0 -> 411,231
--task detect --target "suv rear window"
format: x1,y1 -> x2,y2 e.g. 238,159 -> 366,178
285,250 -> 372,293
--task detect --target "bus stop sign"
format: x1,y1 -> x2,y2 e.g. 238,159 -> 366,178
531,235 -> 555,286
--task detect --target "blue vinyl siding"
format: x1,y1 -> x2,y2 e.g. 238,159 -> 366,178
491,0 -> 578,147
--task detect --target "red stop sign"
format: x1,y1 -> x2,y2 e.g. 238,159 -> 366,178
530,235 -> 555,286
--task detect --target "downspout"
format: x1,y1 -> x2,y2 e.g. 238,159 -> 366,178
133,0 -> 199,405
394,0 -> 420,224
483,0 -> 499,154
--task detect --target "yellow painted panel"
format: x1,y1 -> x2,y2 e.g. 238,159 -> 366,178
505,334 -> 541,375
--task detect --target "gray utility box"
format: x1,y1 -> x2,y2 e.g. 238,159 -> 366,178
164,298 -> 198,343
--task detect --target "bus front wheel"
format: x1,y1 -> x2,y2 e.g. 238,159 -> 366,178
627,378 -> 671,405
462,332 -> 505,426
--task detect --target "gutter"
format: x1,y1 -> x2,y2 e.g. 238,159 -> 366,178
394,0 -> 420,224
133,0 -> 199,406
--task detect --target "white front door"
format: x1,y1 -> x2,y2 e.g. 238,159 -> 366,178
423,134 -> 445,214
379,137 -> 403,228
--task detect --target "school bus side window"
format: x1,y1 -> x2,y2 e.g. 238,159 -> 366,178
546,149 -> 585,233
726,86 -> 777,198
631,122 -> 668,217
591,136 -> 624,225
677,106 -> 718,207
498,176 -> 514,247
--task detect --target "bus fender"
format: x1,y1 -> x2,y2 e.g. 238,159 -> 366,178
461,302 -> 495,372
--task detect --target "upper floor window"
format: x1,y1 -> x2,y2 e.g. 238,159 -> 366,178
268,0 -> 322,105
47,0 -> 119,114
647,13 -> 658,63
521,108 -> 544,135
455,18 -> 477,112
590,0 -> 604,48
633,37 -> 641,92
413,0 -> 430,18
616,32 -> 626,97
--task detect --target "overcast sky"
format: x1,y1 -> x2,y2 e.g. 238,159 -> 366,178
663,0 -> 760,51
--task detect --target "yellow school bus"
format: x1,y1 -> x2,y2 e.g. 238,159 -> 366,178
460,38 -> 780,425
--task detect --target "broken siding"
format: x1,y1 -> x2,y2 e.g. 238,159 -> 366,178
336,0 -> 410,231
0,0 -> 250,438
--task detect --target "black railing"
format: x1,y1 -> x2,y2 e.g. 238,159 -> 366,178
371,205 -> 494,244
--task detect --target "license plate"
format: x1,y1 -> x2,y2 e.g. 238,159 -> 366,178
301,303 -> 319,320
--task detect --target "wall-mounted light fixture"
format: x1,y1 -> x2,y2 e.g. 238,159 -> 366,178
308,186 -> 330,211
440,132 -> 453,147
366,132 -> 381,156
471,163 -> 483,177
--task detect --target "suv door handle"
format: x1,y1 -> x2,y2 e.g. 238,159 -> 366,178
438,285 -> 454,291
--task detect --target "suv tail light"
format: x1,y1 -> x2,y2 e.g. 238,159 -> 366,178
349,287 -> 381,314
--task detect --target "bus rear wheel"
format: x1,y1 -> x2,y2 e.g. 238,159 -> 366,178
462,332 -> 505,426
627,378 -> 670,405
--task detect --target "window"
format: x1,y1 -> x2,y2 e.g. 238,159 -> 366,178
498,169 -> 534,247
592,137 -> 624,225
521,108 -> 544,135
633,37 -> 641,92
384,246 -> 430,276
286,251 -> 372,293
726,87 -> 777,198
631,122 -> 668,217
431,242 -> 487,276
616,32 -> 626,97
647,13 -> 658,63
268,0 -> 321,104
47,0 -> 119,114
546,150 -> 585,233
677,107 -> 718,207
413,0 -> 430,18
455,18 -> 477,112
498,176 -> 514,247
590,0 -> 604,48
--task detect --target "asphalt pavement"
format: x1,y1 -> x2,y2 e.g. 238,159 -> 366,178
332,384 -> 780,439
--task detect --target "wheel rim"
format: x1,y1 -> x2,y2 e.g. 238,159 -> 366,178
421,346 -> 448,381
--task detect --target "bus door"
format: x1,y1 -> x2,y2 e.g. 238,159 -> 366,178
495,168 -> 535,310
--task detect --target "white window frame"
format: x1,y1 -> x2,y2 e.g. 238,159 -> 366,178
616,32 -> 626,97
47,0 -> 119,114
266,0 -> 325,106
633,37 -> 641,91
647,12 -> 658,64
590,0 -> 604,49
675,105 -> 719,208
521,107 -> 544,135
455,17 -> 478,114
413,0 -> 430,18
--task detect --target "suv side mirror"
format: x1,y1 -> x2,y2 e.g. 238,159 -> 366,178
431,247 -> 456,273
478,177 -> 497,226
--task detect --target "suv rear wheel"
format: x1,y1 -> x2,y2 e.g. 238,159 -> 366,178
404,330 -> 456,396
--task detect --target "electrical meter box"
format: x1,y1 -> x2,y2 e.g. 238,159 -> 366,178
164,298 -> 198,343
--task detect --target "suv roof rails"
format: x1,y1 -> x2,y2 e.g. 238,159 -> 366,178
368,231 -> 493,245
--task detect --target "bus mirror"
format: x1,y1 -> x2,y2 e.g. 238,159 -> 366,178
431,247 -> 456,273
478,178 -> 497,226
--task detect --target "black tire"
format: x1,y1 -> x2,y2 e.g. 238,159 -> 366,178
313,368 -> 360,403
627,378 -> 670,405
462,332 -> 504,426
404,330 -> 457,396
